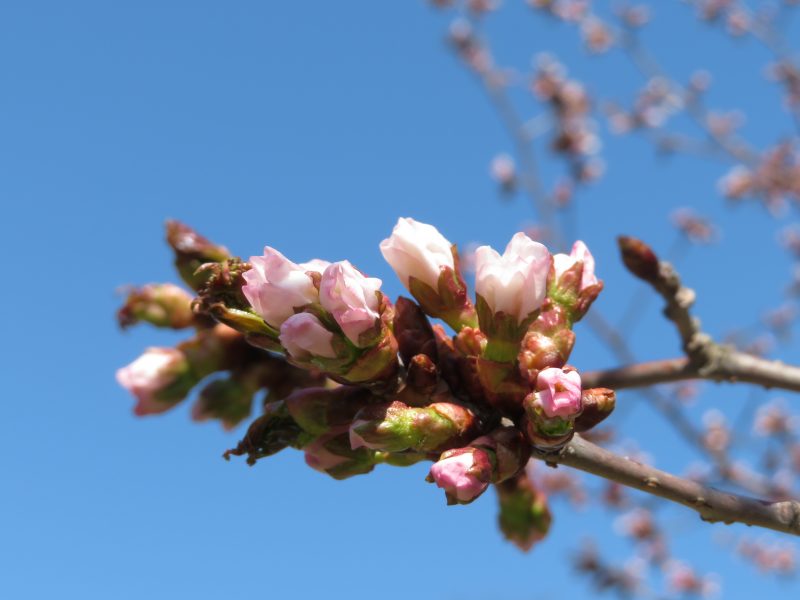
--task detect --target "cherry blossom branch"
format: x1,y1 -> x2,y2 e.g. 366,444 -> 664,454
533,434 -> 800,536
582,353 -> 800,394
600,236 -> 800,394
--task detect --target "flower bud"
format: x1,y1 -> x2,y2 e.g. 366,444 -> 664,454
166,220 -> 231,290
574,387 -> 616,432
191,374 -> 255,431
335,329 -> 400,386
433,324 -> 485,403
279,313 -> 338,360
552,240 -> 597,291
496,473 -> 552,552
517,329 -> 575,383
304,430 -> 377,480
193,258 -> 280,343
117,283 -> 195,329
618,235 -> 660,283
476,357 -> 529,416
284,386 -> 373,436
522,367 -> 582,448
473,426 -> 531,482
393,296 -> 438,364
536,367 -> 582,419
380,218 -> 476,331
550,240 -> 603,321
116,347 -> 192,416
405,353 -> 439,397
428,426 -> 530,505
117,324 -> 252,417
475,233 -> 551,325
319,261 -> 382,347
475,233 -> 551,361
380,217 -> 455,292
428,448 -> 492,504
349,400 -> 477,453
242,248 -> 327,329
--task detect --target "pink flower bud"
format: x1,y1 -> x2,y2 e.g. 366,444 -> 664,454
429,451 -> 490,503
279,313 -> 337,359
242,248 -> 325,328
304,435 -> 351,472
552,240 -> 597,290
320,261 -> 382,346
536,367 -> 582,419
115,347 -> 188,415
475,233 -> 551,323
380,217 -> 455,291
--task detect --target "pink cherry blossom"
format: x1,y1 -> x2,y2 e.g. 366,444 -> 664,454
552,240 -> 597,290
279,312 -> 337,359
536,367 -> 582,419
319,261 -> 382,346
380,217 -> 455,290
429,452 -> 489,503
115,347 -> 187,416
242,247 -> 322,328
474,232 -> 551,323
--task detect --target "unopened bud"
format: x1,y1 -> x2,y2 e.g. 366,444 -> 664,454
427,447 -> 492,504
194,375 -> 255,430
518,329 -> 575,382
194,258 -> 280,342
285,386 -> 373,436
549,241 -> 603,322
394,296 -> 438,364
349,400 -> 477,453
523,367 -> 582,447
476,357 -> 529,416
166,220 -> 230,290
618,235 -> 660,283
117,283 -> 195,329
496,473 -> 552,551
405,354 -> 439,397
304,430 -> 377,480
574,388 -> 616,432
380,218 -> 477,331
427,426 -> 530,505
116,347 -> 192,416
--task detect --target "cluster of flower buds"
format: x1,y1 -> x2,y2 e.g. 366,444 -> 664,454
116,217 -> 617,551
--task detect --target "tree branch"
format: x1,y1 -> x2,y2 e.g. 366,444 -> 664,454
582,353 -> 800,393
614,236 -> 800,394
533,435 -> 800,536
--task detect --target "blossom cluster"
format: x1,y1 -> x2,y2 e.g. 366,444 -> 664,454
116,218 -> 614,551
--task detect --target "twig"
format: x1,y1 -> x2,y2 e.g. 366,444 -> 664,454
533,435 -> 800,536
613,235 -> 800,394
583,353 -> 800,394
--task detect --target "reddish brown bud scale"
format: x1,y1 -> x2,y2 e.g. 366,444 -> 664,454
285,386 -> 374,436
405,353 -> 439,397
394,296 -> 438,364
476,357 -> 529,417
472,426 -> 532,483
517,330 -> 575,383
432,325 -> 485,403
223,401 -> 305,466
574,388 -> 616,432
617,235 -> 661,283
166,220 -> 231,290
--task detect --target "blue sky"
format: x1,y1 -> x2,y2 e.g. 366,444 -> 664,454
2,1 -> 799,598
